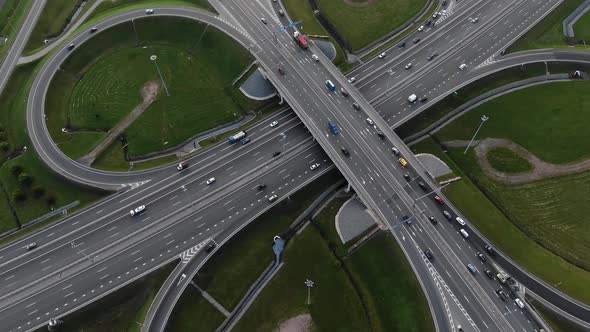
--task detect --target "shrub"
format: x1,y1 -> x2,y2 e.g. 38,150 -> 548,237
33,186 -> 45,199
18,173 -> 33,187
12,189 -> 26,201
0,142 -> 9,151
46,192 -> 57,206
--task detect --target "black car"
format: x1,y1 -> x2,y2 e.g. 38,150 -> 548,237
377,131 -> 385,139
257,184 -> 267,191
402,215 -> 411,224
67,43 -> 75,51
496,289 -> 508,302
398,41 -> 406,48
418,181 -> 427,190
476,252 -> 487,262
420,97 -> 428,103
205,242 -> 216,253
241,137 -> 251,145
425,20 -> 432,26
352,102 -> 361,110
484,269 -> 494,279
404,173 -> 411,181
278,67 -> 285,75
341,147 -> 350,156
428,216 -> 438,225
424,250 -> 434,260
90,27 -> 98,33
413,38 -> 421,44
485,244 -> 495,256
272,151 -> 281,157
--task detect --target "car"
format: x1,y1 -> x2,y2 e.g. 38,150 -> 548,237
428,216 -> 438,224
206,177 -> 216,185
442,0 -> 447,5
434,195 -> 444,204
459,63 -> 467,70
67,43 -> 75,51
470,17 -> 479,23
455,217 -> 466,226
467,263 -> 477,274
420,96 -> 428,103
378,52 -> 386,59
485,244 -> 495,256
515,298 -> 525,309
312,54 -> 319,61
377,131 -> 385,139
241,137 -> 251,145
341,147 -> 350,156
484,269 -> 494,279
129,205 -> 146,216
405,63 -> 412,69
460,228 -> 469,239
268,194 -> 278,202
425,20 -> 432,26
427,51 -> 438,61
424,250 -> 434,260
348,77 -> 356,83
418,181 -> 426,190
205,242 -> 216,253
272,151 -> 281,157
413,38 -> 421,44
257,184 -> 267,191
366,118 -> 374,125
427,55 -> 433,61
442,210 -> 452,220
260,17 -> 267,24
90,27 -> 98,33
403,173 -> 410,181
278,9 -> 284,16
398,41 -> 406,48
409,93 -> 417,103
457,325 -> 463,332
278,67 -> 285,75
352,103 -> 361,110
340,88 -> 349,97
270,120 -> 279,127
496,289 -> 508,302
402,215 -> 411,224
26,242 -> 37,251
476,252 -> 486,262
145,8 -> 154,14
417,25 -> 424,32
432,12 -> 440,18
391,147 -> 400,155
310,163 -> 320,171
176,161 -> 189,171
398,158 -> 408,167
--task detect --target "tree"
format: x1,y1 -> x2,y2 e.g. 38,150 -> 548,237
0,142 -> 9,152
10,164 -> 23,176
46,192 -> 57,206
18,173 -> 33,187
12,189 -> 26,201
33,186 -> 45,199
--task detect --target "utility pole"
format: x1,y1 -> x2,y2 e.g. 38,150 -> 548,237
463,115 -> 489,154
150,55 -> 170,96
304,279 -> 314,305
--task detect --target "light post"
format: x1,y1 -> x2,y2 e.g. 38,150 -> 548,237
150,55 -> 170,96
463,115 -> 489,154
304,279 -> 314,305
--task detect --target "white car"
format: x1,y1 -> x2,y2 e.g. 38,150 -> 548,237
312,54 -> 319,61
309,163 -> 320,171
270,120 -> 279,127
459,63 -> 467,70
145,8 -> 154,14
432,12 -> 440,18
348,77 -> 356,83
129,205 -> 146,216
378,52 -> 387,59
260,17 -> 267,24
26,242 -> 37,251
456,217 -> 466,226
366,118 -> 374,125
206,177 -> 216,185
268,194 -> 278,202
405,63 -> 412,69
470,17 -> 479,23
417,25 -> 424,32
515,298 -> 525,309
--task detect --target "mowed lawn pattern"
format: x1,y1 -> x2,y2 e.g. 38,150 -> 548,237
318,0 -> 426,50
45,17 -> 251,158
486,147 -> 532,173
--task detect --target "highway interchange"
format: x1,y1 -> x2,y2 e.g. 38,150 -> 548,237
1,0 -> 590,331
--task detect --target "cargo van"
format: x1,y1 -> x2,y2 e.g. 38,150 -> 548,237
328,120 -> 339,134
325,80 -> 336,91
460,228 -> 469,239
408,94 -> 417,103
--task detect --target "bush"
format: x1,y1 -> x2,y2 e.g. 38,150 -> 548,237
46,192 -> 57,206
12,189 -> 26,201
33,186 -> 46,199
10,164 -> 23,176
0,142 -> 9,151
18,173 -> 33,187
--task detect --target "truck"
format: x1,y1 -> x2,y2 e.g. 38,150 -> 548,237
229,131 -> 247,143
408,94 -> 417,103
325,80 -> 336,91
293,31 -> 308,49
328,120 -> 339,134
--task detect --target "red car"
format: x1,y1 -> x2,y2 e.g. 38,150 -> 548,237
434,195 -> 444,204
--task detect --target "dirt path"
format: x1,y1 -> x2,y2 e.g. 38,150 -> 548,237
274,314 -> 313,332
452,138 -> 590,184
77,80 -> 160,166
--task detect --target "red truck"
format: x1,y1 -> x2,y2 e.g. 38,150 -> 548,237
293,31 -> 308,49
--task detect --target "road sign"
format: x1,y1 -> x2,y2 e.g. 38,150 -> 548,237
276,20 -> 302,32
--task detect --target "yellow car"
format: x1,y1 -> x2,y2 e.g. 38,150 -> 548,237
398,158 -> 408,167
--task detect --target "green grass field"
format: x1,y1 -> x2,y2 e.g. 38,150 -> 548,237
0,0 -> 32,61
166,287 -> 226,332
46,16 -> 252,163
573,9 -> 590,42
87,0 -> 215,22
317,0 -> 426,51
434,81 -> 590,164
486,147 -> 532,173
509,0 -> 586,51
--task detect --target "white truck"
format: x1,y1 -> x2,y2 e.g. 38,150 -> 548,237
408,94 -> 417,103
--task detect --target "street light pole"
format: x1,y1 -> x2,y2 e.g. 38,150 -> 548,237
150,55 -> 170,96
304,279 -> 314,305
463,115 -> 489,154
